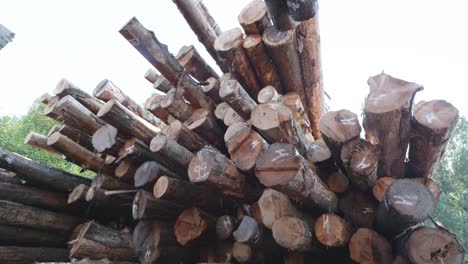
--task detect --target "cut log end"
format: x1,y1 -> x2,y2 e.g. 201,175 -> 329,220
314,214 -> 352,248
349,228 -> 392,264
263,26 -> 295,46
413,100 -> 459,130
319,109 -> 361,143
238,0 -> 269,34
174,208 -> 209,246
306,138 -> 331,163
68,184 -> 89,204
251,102 -> 291,131
257,85 -> 281,104
272,216 -> 314,252
232,242 -> 253,263
214,28 -> 244,52
216,215 -> 236,240
372,177 -> 395,202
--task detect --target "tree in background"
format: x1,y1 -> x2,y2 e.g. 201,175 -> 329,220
0,101 -> 93,177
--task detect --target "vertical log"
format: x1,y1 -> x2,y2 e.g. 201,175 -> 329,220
220,78 -> 257,120
238,0 -> 272,35
174,207 -> 216,246
363,73 -> 423,178
54,79 -> 104,114
232,242 -> 253,263
283,92 -> 314,142
176,45 -> 219,82
349,228 -> 392,264
264,0 -> 295,31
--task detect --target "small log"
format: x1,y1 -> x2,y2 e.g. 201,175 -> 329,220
226,128 -> 269,172
232,242 -> 253,263
68,184 -> 89,204
314,214 -> 352,248
85,186 -> 133,212
286,0 -> 318,21
69,221 -> 136,261
233,216 -> 280,256
340,138 -> 379,190
272,216 -> 322,253
174,207 -> 216,246
243,34 -> 283,92
224,108 -> 245,126
97,100 -> 160,145
255,143 -> 337,212
153,75 -> 173,93
258,85 -> 282,103
24,132 -> 62,157
91,173 -> 135,191
0,225 -> 68,247
154,176 -> 224,213
0,246 -> 68,264
216,215 -> 237,240
144,93 -> 172,124
172,0 -> 228,72
319,109 -> 361,170
52,95 -> 107,136
214,28 -> 261,98
339,190 -> 377,228
252,102 -> 309,155
306,138 -> 331,163
220,78 -> 258,120
43,96 -> 63,121
263,27 -> 304,100
408,177 -> 441,203
48,132 -> 111,173
134,161 -> 179,189
114,158 -> 140,184
176,45 -> 219,82
39,92 -> 53,105
201,77 -> 222,104
91,124 -> 124,156
50,124 -> 94,152
132,190 -> 184,220
283,92 -> 313,142
183,108 -> 225,149
238,0 -> 272,35
324,170 -> 349,194
408,100 -> 459,178
0,147 -> 90,192
188,147 -> 256,201
363,73 -> 423,178
349,228 -> 392,264
54,79 -> 104,114
175,71 -> 215,110
93,79 -> 161,126
264,0 -> 295,31
257,188 -> 303,229
372,176 -> 395,202
159,88 -> 194,121
165,120 -> 208,152
297,16 -> 325,139
376,179 -> 435,237
214,102 -> 231,120
0,200 -> 81,232
224,121 -> 251,142
402,226 -> 465,264
144,68 -> 159,84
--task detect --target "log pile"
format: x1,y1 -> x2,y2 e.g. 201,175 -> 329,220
0,0 -> 465,263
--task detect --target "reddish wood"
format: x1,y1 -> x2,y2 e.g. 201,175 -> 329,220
272,216 -> 322,253
216,215 -> 237,240
283,92 -> 314,142
165,120 -> 208,152
226,128 -> 269,172
183,108 -> 225,150
174,207 -> 216,246
324,170 -> 349,194
238,0 -> 272,35
176,45 -> 219,82
314,214 -> 352,247
349,228 -> 392,264
257,188 -> 303,229
372,176 -> 395,202
114,158 -> 140,184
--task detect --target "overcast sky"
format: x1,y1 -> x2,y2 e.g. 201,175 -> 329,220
0,0 -> 467,118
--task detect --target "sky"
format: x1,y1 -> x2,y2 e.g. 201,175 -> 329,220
0,0 -> 467,118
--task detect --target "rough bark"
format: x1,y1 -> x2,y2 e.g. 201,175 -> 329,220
43,96 -> 63,121
283,92 -> 314,142
257,188 -> 303,229
50,124 -> 94,152
165,120 -> 208,152
0,246 -> 69,264
363,73 -> 423,178
349,228 -> 392,264
176,44 -> 219,82
339,190 -> 377,228
314,213 -> 352,247
144,93 -> 172,124
264,0 -> 295,31
183,108 -> 225,150
286,0 -> 318,21
226,128 -> 269,172
220,78 -> 258,120
174,207 -> 216,246
134,160 -> 180,189
144,68 -> 159,84
24,132 -> 62,157
114,158 -> 140,184
238,0 -> 272,35
132,190 -> 184,220
0,225 -> 68,247
160,88 -> 195,121
54,79 -> 104,114
201,77 -> 222,104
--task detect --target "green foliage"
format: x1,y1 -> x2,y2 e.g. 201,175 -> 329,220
0,102 -> 93,178
432,117 -> 468,257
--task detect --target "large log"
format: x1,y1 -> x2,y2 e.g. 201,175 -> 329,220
93,79 -> 161,127
183,108 -> 225,150
373,177 -> 441,203
286,0 -> 318,21
238,0 -> 272,35
339,190 -> 377,228
318,109 -> 361,170
233,216 -> 279,253
0,225 -> 68,247
313,213 -> 352,248
252,102 -> 309,155
272,216 -> 322,253
407,100 -> 459,178
243,34 -> 283,92
54,79 -> 104,114
349,228 -> 392,264
154,176 -> 224,213
232,242 -> 253,263
226,128 -> 269,172
201,77 -> 222,104
132,190 -> 184,220
363,73 -> 423,178
0,147 -> 90,192
297,15 -> 325,139
0,200 -> 81,232
43,96 -> 63,121
97,100 -> 160,145
220,78 -> 258,120
164,120 -> 208,152
376,179 -> 435,237
264,0 -> 295,31
69,221 -> 136,261
255,143 -> 337,212
176,45 -> 219,82
144,93 -> 172,124
24,132 -> 62,157
224,107 -> 245,126
257,188 -> 303,229
214,28 -> 261,98
174,207 -> 216,246
171,0 -> 228,72
85,186 -> 133,214
159,88 -> 195,121
114,158 -> 140,184
0,246 -> 69,264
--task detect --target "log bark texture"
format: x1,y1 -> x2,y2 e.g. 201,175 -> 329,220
134,160 -> 180,189
238,0 -> 272,35
183,108 -> 225,150
176,44 -> 219,82
339,190 -> 377,228
24,132 -> 62,157
54,79 -> 104,114
165,120 -> 208,152
0,246 -> 69,264
132,190 -> 184,220
220,78 -> 258,120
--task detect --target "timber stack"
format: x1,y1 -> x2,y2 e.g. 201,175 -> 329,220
0,0 -> 465,263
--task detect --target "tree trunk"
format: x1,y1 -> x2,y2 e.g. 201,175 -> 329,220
160,89 -> 195,122
54,79 -> 104,114
255,143 -> 337,212
376,179 -> 435,237
243,34 -> 283,92
176,45 -> 219,82
144,93 -> 172,124
286,0 -> 318,21
0,225 -> 68,247
220,78 -> 258,120
164,120 -> 208,152
144,68 -> 159,84
154,176 -> 224,213
174,207 -> 216,246
216,215 -> 237,241
313,214 -> 352,248
183,108 -> 225,150
0,246 -> 69,264
214,28 -> 261,98
226,128 -> 269,173
24,132 -> 63,157
272,216 -> 322,253
0,200 -> 82,232
69,221 -> 136,261
363,73 -> 423,178
134,161 -> 180,189
283,92 -> 314,142
238,0 -> 272,35
132,190 -> 184,220
349,228 -> 392,264
0,147 -> 91,192
407,100 -> 459,178
339,190 -> 377,228
201,77 -> 222,104
264,0 -> 295,31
